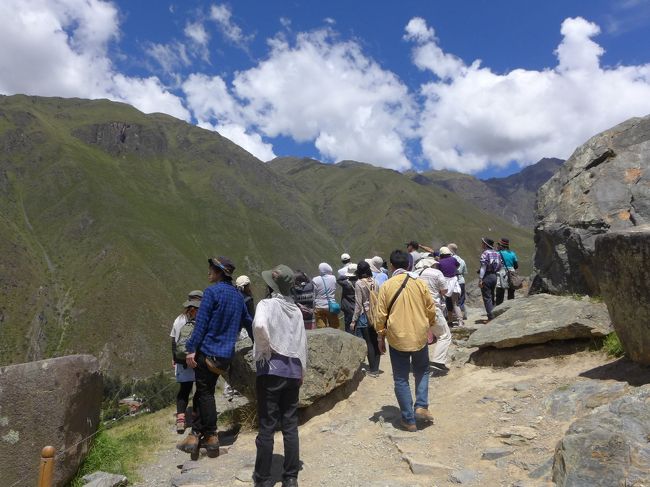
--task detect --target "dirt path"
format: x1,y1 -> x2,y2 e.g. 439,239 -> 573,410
132,308 -> 626,487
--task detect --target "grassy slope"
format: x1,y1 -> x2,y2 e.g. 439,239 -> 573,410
270,157 -> 534,272
0,95 -> 533,377
0,96 -> 336,375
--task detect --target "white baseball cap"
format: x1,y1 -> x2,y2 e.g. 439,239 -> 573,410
235,275 -> 251,289
341,253 -> 351,262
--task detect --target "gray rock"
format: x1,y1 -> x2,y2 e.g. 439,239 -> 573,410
82,471 -> 128,487
552,385 -> 650,486
543,380 -> 628,417
229,328 -> 366,408
481,447 -> 514,460
466,294 -> 612,349
513,383 -> 531,392
596,226 -> 650,364
449,468 -> 479,484
531,115 -> 650,295
0,355 -> 102,487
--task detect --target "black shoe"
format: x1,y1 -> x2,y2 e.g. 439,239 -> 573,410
430,362 -> 449,371
282,478 -> 299,487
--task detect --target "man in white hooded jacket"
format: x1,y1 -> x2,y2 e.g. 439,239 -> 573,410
252,264 -> 308,487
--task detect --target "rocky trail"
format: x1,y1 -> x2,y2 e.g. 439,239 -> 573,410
131,307 -> 649,487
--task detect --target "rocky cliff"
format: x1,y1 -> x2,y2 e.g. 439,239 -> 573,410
531,115 -> 650,295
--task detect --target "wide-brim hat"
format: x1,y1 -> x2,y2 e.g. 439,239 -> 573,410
188,290 -> 203,300
183,299 -> 201,309
261,264 -> 294,295
208,256 -> 235,277
345,263 -> 358,277
481,237 -> 494,249
414,256 -> 439,270
366,258 -> 380,274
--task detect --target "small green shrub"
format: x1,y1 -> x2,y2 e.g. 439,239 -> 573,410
603,332 -> 625,358
70,428 -> 127,486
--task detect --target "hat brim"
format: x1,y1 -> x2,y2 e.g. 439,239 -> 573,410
208,258 -> 233,277
261,269 -> 281,295
481,238 -> 493,249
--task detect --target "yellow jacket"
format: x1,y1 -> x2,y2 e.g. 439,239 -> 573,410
375,272 -> 437,352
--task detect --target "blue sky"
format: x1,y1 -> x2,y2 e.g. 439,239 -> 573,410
2,0 -> 650,178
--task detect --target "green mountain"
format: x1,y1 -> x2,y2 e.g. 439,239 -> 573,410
268,156 -> 534,267
410,158 -> 564,227
0,95 -> 532,377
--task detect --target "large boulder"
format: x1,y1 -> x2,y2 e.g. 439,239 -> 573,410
552,385 -> 650,486
531,115 -> 650,295
229,328 -> 366,408
0,355 -> 102,487
466,294 -> 612,349
595,226 -> 650,364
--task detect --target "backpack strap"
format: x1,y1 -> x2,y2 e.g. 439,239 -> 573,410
384,274 -> 411,329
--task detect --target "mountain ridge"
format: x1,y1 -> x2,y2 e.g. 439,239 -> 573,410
0,94 -> 533,376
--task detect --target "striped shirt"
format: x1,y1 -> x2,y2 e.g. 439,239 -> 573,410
479,249 -> 502,278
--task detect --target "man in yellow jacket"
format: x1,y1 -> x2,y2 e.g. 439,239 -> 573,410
375,250 -> 437,431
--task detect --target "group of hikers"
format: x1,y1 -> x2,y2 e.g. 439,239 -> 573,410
168,237 -> 519,487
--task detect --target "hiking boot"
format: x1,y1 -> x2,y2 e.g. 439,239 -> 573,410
400,420 -> 417,432
415,407 -> 435,423
176,432 -> 200,454
202,434 -> 220,458
176,413 -> 186,434
282,478 -> 299,487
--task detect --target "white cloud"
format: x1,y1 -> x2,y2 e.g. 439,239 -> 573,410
183,73 -> 275,160
0,0 -> 190,121
210,4 -> 253,48
229,30 -> 415,169
185,21 -> 209,46
146,41 -> 191,73
409,16 -> 650,172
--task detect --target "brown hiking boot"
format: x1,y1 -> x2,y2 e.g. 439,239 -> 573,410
415,407 -> 434,423
176,413 -> 186,434
202,434 -> 220,458
176,432 -> 200,454
400,420 -> 417,432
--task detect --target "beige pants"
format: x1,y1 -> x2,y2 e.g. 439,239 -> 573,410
430,308 -> 451,364
314,308 -> 340,329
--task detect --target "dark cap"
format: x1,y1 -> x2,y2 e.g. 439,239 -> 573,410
406,240 -> 419,249
208,256 -> 235,277
499,238 -> 510,248
481,237 -> 494,249
262,264 -> 295,295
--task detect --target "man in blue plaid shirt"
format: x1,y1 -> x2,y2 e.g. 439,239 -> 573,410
177,256 -> 252,457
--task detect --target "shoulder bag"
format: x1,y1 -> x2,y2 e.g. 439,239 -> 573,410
321,276 -> 341,314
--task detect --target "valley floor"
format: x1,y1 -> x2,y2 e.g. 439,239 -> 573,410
131,308 -> 646,487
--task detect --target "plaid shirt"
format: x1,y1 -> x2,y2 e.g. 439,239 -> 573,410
479,249 -> 502,278
185,281 -> 252,359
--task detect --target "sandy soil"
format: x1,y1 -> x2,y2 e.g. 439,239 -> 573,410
132,308 -> 639,487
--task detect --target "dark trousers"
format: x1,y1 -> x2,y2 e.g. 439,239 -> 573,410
343,309 -> 354,334
355,326 -> 381,372
176,381 -> 193,414
495,286 -> 515,305
191,352 -> 225,436
458,283 -> 466,311
481,273 -> 498,319
254,375 -> 301,484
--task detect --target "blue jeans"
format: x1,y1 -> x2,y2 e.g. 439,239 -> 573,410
389,345 -> 430,424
